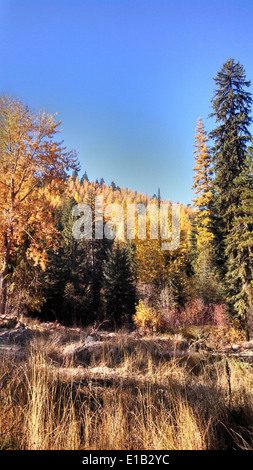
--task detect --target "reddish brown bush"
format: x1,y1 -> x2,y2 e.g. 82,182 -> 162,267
167,299 -> 228,328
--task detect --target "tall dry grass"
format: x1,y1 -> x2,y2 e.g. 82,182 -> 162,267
0,331 -> 253,450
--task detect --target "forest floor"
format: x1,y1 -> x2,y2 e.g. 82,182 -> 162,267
0,312 -> 253,450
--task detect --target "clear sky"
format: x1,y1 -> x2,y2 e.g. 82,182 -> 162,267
1,0 -> 253,204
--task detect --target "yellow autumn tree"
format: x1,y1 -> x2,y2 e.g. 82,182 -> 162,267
191,118 -> 221,302
0,96 -> 79,315
192,117 -> 213,246
134,202 -> 193,309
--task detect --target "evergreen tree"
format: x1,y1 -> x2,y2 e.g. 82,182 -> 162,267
210,59 -> 253,335
71,170 -> 79,181
80,171 -> 89,184
102,241 -> 136,326
210,59 -> 252,233
41,197 -> 92,324
83,189 -> 112,315
41,194 -> 111,325
224,159 -> 253,338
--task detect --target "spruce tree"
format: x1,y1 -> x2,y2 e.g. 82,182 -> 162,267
210,59 -> 253,336
80,171 -> 89,184
102,241 -> 136,326
71,170 -> 79,181
210,59 -> 252,233
41,197 -> 90,324
224,159 -> 253,338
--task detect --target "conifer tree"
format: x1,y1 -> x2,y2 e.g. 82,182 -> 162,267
210,59 -> 252,234
71,170 -> 79,181
210,59 -> 253,335
191,118 -> 220,303
224,159 -> 253,338
80,171 -> 89,184
192,117 -> 213,245
41,197 -> 92,324
102,241 -> 136,326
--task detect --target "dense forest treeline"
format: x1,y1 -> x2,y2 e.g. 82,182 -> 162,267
1,58 -> 253,338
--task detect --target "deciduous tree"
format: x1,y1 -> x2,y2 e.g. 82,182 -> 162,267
0,96 -> 79,315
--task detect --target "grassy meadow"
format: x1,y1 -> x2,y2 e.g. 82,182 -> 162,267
0,322 -> 252,451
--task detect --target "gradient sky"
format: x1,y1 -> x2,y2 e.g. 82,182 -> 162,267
1,0 -> 253,204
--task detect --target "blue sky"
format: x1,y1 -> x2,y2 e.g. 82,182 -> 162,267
1,0 -> 253,204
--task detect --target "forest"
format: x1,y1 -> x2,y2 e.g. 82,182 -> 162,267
1,58 -> 253,339
1,59 -> 253,451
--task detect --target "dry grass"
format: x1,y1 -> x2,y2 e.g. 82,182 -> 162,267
0,328 -> 253,450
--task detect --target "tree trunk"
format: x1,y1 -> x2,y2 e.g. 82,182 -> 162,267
0,234 -> 10,316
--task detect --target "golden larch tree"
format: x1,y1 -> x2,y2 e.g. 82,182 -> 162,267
192,117 -> 213,248
191,118 -> 221,303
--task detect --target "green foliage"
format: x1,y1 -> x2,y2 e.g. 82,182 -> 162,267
80,171 -> 89,184
102,241 -> 136,326
4,65 -> 253,340
41,197 -> 95,324
209,59 -> 253,336
224,164 -> 253,334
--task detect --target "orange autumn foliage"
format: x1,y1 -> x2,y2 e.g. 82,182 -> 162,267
0,96 -> 79,313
